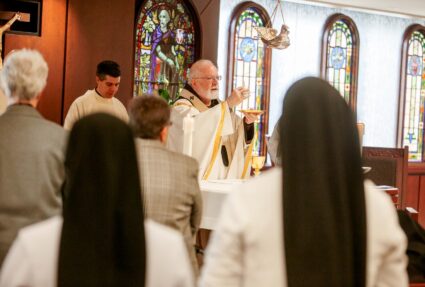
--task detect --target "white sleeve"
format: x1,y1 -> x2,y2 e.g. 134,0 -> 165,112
199,192 -> 244,287
373,203 -> 409,287
365,182 -> 409,287
0,236 -> 34,287
63,101 -> 78,130
173,100 -> 199,117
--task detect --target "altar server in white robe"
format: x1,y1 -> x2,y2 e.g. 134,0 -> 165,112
166,59 -> 258,180
63,60 -> 128,130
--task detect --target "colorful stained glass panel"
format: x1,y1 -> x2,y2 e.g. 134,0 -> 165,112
134,0 -> 197,101
232,7 -> 266,156
402,31 -> 425,161
326,20 -> 353,103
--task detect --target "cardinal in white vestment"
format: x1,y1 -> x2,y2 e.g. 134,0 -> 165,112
166,59 -> 258,180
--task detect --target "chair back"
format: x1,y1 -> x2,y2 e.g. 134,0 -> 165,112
362,146 -> 409,208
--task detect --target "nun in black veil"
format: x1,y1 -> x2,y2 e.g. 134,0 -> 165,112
58,113 -> 146,286
200,77 -> 408,287
0,113 -> 194,287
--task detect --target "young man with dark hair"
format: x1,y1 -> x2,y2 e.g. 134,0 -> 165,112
63,60 -> 128,130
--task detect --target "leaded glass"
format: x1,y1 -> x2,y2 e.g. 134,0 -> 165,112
232,7 -> 267,156
134,0 -> 197,101
402,31 -> 425,161
326,20 -> 353,103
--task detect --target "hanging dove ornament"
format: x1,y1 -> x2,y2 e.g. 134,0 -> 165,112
255,0 -> 290,50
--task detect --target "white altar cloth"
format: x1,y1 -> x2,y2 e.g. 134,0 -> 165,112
200,179 -> 245,229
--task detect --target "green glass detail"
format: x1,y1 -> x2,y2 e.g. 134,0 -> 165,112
233,7 -> 267,156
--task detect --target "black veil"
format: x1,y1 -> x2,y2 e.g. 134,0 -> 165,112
58,113 -> 145,287
281,77 -> 366,287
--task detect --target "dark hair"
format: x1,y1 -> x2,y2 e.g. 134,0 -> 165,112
280,77 -> 366,287
128,94 -> 170,139
58,113 -> 145,287
96,60 -> 121,79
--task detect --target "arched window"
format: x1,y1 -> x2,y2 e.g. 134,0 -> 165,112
228,2 -> 271,157
321,14 -> 359,111
134,0 -> 200,101
398,25 -> 425,161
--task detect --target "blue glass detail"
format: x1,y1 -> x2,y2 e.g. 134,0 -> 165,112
239,37 -> 257,62
408,132 -> 415,143
330,47 -> 346,69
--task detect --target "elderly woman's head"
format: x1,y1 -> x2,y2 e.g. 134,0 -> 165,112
1,49 -> 48,101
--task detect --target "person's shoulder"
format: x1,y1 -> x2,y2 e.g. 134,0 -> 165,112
364,180 -> 396,211
174,97 -> 192,103
17,108 -> 66,137
364,180 -> 401,231
32,117 -> 67,144
17,216 -> 62,243
153,145 -> 198,172
137,139 -> 199,171
136,138 -> 167,152
237,168 -> 281,195
173,98 -> 193,107
72,90 -> 95,104
66,91 -> 92,112
111,96 -> 126,107
167,148 -> 198,166
228,168 -> 281,206
40,118 -> 67,133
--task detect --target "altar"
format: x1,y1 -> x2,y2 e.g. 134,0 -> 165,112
200,179 -> 245,229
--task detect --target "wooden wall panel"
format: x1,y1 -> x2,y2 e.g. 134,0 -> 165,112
63,0 -> 136,122
406,175 -> 420,209
408,163 -> 425,227
419,176 -> 425,226
4,0 -> 67,124
198,0 -> 219,62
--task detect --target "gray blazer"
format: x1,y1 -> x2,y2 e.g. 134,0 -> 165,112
0,105 -> 67,267
135,138 -> 202,276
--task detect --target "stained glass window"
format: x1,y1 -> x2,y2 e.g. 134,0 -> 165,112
230,4 -> 271,157
322,14 -> 359,110
134,0 -> 199,101
401,29 -> 425,161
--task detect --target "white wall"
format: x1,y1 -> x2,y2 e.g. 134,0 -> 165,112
217,0 -> 425,147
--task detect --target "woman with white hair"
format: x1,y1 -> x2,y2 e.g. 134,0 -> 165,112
0,49 -> 66,268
